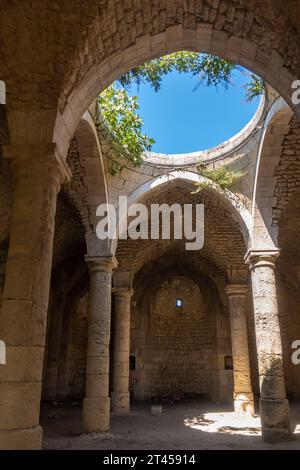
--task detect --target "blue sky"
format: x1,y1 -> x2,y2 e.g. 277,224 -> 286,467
128,68 -> 260,154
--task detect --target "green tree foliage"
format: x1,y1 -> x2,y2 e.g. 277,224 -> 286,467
243,73 -> 264,102
118,52 -> 237,91
97,86 -> 155,168
192,166 -> 246,192
96,52 -> 264,172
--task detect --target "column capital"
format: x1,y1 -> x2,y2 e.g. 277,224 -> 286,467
3,143 -> 71,187
85,255 -> 118,274
112,287 -> 134,299
225,284 -> 248,298
245,249 -> 280,271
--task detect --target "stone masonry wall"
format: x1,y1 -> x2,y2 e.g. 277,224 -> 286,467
131,275 -> 219,399
60,0 -> 300,111
273,116 -> 300,226
58,292 -> 89,398
277,269 -> 300,400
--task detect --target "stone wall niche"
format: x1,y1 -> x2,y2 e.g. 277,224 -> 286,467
130,270 -> 224,402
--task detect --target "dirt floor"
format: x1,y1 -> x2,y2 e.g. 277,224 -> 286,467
42,400 -> 300,450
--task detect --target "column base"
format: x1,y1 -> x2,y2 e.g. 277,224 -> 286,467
0,425 -> 42,450
260,398 -> 292,442
234,392 -> 254,417
83,397 -> 110,433
111,392 -> 130,413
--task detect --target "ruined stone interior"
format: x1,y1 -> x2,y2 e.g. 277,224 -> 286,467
1,0 -> 300,450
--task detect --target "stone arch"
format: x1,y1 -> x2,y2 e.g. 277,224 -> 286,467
111,170 -> 253,256
75,111 -> 109,217
65,110 -> 110,232
252,97 -> 293,248
54,13 -> 300,160
132,243 -> 226,288
65,110 -> 114,257
130,250 -> 229,402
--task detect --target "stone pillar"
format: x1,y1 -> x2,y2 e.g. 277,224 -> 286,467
0,147 -> 65,449
246,250 -> 291,442
225,284 -> 254,417
111,287 -> 133,413
83,256 -> 117,433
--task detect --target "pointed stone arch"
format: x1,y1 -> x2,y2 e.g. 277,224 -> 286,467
69,111 -> 109,224
252,97 -> 293,249
54,15 -> 300,161
67,110 -> 112,257
111,170 -> 254,256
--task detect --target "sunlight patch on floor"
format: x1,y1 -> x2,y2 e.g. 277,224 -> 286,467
294,424 -> 300,434
184,412 -> 262,436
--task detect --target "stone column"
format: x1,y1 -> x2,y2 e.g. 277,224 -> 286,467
225,284 -> 254,417
83,256 -> 117,433
111,287 -> 133,413
0,146 -> 65,449
246,250 -> 291,442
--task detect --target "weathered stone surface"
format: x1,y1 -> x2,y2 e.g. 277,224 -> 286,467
226,284 -> 254,416
0,151 -> 64,449
83,255 -> 117,433
111,287 -> 132,413
247,251 -> 291,442
260,398 -> 291,442
2,1 -> 300,450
